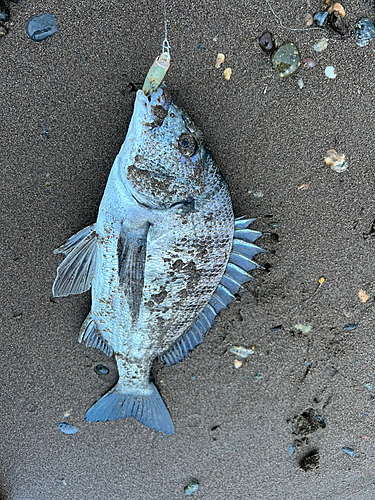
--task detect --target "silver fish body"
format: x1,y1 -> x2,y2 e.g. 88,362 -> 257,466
53,85 -> 263,434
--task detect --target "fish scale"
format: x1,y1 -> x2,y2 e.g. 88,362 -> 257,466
52,84 -> 264,435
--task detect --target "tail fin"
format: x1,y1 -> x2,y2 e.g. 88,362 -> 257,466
85,383 -> 174,435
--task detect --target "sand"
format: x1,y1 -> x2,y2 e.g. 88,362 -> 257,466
1,0 -> 375,498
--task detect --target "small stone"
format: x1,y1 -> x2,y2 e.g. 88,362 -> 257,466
223,67 -> 232,80
294,324 -> 312,334
254,372 -> 262,379
259,32 -> 274,53
314,11 -> 328,27
331,3 -> 345,17
271,43 -> 301,78
197,42 -> 207,51
247,187 -> 263,198
302,57 -> 316,70
306,361 -> 312,367
358,289 -> 369,303
298,78 -> 304,89
215,53 -> 225,68
366,382 -> 373,391
26,14 -> 57,42
328,11 -> 348,35
325,149 -> 347,172
342,447 -> 356,458
43,126 -> 50,139
184,478 -> 199,496
61,479 -> 67,486
305,13 -> 314,27
95,364 -> 109,375
313,37 -> 328,52
0,25 -> 7,36
325,66 -> 337,79
58,422 -> 78,435
287,444 -> 296,456
230,346 -> 254,358
270,324 -> 282,330
234,360 -> 243,369
298,183 -> 309,190
0,0 -> 9,22
355,18 -> 375,47
191,373 -> 196,381
344,323 -> 358,331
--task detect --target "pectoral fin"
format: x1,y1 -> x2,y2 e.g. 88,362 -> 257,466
52,225 -> 97,297
117,222 -> 150,323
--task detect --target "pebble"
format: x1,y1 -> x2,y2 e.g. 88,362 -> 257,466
344,323 -> 358,331
287,444 -> 296,456
270,324 -> 282,330
342,447 -> 356,458
26,14 -> 57,42
366,382 -> 373,391
184,478 -> 200,496
95,364 -> 109,375
259,32 -> 274,53
306,361 -> 312,367
0,0 -> 10,22
271,43 -> 300,78
313,37 -> 328,52
58,422 -> 78,435
230,346 -> 254,358
254,372 -> 262,379
268,222 -> 280,228
325,66 -> 336,79
0,25 -> 7,36
325,149 -> 347,172
298,78 -> 304,89
215,53 -> 225,68
314,11 -> 328,27
358,289 -> 369,303
355,18 -> 375,47
294,324 -> 312,334
328,11 -> 348,35
191,373 -> 196,381
61,479 -> 67,486
43,126 -> 50,140
223,67 -> 232,80
302,57 -> 316,70
234,360 -> 243,369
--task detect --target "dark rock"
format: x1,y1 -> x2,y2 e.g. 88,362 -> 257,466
313,11 -> 328,27
259,32 -> 274,53
0,0 -> 10,22
26,13 -> 57,42
300,450 -> 320,471
355,17 -> 375,47
328,11 -> 348,36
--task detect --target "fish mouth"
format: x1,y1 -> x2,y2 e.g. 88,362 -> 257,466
135,85 -> 171,127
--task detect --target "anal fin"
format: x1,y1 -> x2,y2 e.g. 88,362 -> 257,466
78,316 -> 113,357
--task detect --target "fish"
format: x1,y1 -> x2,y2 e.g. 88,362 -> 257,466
52,84 -> 264,435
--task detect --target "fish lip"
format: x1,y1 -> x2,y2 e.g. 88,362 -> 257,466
135,86 -> 171,127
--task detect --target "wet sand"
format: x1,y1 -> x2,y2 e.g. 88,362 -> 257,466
1,0 -> 375,498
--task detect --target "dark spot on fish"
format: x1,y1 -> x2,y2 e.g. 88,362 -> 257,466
151,104 -> 168,125
151,289 -> 167,304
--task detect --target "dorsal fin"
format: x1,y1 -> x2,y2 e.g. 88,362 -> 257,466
160,217 -> 265,366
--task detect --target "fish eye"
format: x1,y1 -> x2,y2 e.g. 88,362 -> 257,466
178,133 -> 198,157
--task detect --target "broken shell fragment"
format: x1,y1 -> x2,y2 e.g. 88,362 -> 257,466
313,37 -> 328,52
358,289 -> 369,303
230,346 -> 254,358
325,66 -> 337,79
223,67 -> 232,80
234,360 -> 243,369
271,43 -> 301,78
324,149 -> 347,172
355,18 -> 375,47
215,53 -> 225,68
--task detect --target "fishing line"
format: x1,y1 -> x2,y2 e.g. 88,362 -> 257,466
162,0 -> 170,55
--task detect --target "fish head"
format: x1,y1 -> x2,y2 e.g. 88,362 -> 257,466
122,85 -> 207,209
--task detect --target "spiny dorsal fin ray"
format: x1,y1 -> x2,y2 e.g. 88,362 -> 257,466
52,225 -> 97,297
117,222 -> 150,324
160,217 -> 264,367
